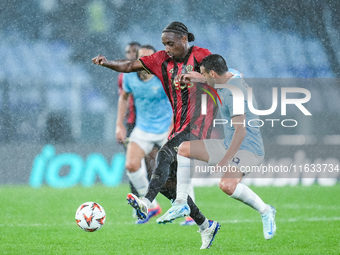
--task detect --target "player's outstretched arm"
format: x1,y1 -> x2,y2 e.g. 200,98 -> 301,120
92,55 -> 143,73
115,91 -> 129,144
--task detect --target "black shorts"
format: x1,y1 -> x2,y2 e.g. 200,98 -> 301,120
158,131 -> 198,188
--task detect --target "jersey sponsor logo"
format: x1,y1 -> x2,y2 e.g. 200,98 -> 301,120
173,80 -> 195,90
173,64 -> 195,90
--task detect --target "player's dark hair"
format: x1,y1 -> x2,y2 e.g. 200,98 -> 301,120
162,21 -> 195,42
128,41 -> 141,48
140,44 -> 156,53
201,54 -> 229,75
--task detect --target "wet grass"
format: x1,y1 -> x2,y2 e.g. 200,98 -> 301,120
0,184 -> 339,254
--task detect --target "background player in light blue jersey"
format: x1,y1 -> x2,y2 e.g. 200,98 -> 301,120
157,54 -> 277,240
123,66 -> 172,135
116,45 -> 172,224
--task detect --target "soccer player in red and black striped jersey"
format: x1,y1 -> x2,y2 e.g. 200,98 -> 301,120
92,21 -> 220,249
138,37 -> 216,140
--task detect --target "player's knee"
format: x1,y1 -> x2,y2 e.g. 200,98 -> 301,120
219,179 -> 237,196
125,160 -> 141,172
178,142 -> 190,158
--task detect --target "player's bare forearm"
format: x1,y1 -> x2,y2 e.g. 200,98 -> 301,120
102,59 -> 139,73
116,93 -> 129,127
116,93 -> 129,144
92,55 -> 143,73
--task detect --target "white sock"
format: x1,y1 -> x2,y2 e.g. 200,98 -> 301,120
231,183 -> 269,214
126,159 -> 148,197
188,183 -> 195,203
141,197 -> 152,209
198,218 -> 209,231
176,154 -> 192,204
126,159 -> 158,209
149,198 -> 158,209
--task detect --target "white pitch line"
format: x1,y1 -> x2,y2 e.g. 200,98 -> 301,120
1,216 -> 339,228
219,216 -> 340,224
280,204 -> 340,210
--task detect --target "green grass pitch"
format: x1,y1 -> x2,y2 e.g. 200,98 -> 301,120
1,184 -> 339,254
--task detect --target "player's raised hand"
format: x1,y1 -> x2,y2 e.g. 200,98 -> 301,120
174,73 -> 189,85
92,55 -> 107,65
174,71 -> 206,85
186,71 -> 206,83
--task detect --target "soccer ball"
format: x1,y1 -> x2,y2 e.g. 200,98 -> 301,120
75,202 -> 106,232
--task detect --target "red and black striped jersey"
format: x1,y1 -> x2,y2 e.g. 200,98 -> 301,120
118,73 -> 136,124
138,46 -> 218,139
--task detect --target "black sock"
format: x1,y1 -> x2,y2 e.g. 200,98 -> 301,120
187,195 -> 206,225
145,149 -> 172,202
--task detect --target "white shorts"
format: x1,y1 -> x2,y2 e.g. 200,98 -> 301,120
129,127 -> 168,155
203,139 -> 264,175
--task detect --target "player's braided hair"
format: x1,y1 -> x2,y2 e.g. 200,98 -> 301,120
162,21 -> 195,42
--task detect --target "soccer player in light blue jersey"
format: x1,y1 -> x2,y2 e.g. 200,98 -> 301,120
116,45 -> 173,224
157,54 -> 277,240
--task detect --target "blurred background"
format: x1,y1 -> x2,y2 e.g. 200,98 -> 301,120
0,0 -> 339,186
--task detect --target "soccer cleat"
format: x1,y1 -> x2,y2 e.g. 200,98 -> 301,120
199,220 -> 221,249
156,203 -> 191,224
136,205 -> 162,224
127,193 -> 148,220
132,208 -> 137,218
261,205 -> 276,240
180,216 -> 196,226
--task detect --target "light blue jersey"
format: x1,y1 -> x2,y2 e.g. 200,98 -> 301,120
218,68 -> 265,156
123,72 -> 172,134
